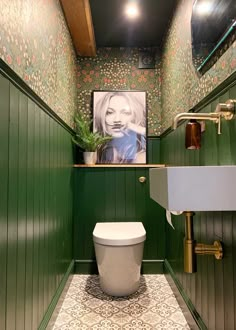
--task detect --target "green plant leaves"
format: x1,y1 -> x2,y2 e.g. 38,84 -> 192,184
72,114 -> 112,152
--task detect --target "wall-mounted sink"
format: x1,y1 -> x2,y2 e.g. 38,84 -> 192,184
149,166 -> 236,211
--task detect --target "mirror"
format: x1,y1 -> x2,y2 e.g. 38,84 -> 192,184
191,0 -> 236,73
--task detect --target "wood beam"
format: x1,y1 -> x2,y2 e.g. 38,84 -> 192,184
60,0 -> 96,57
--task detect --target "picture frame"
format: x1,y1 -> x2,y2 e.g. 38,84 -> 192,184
93,90 -> 147,164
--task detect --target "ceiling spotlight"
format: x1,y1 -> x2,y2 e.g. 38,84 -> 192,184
125,3 -> 139,19
195,1 -> 212,15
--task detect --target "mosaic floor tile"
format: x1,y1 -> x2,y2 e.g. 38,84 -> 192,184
49,275 -> 193,329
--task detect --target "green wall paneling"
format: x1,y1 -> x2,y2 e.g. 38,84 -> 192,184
38,261 -> 74,330
7,82 -> 20,330
160,75 -> 236,330
73,166 -> 166,274
147,137 -> 161,163
16,88 -> 28,329
164,260 -> 207,330
0,63 -> 74,330
0,74 -> 9,330
25,98 -> 35,330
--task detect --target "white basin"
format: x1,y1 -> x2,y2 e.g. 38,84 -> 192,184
149,166 -> 236,211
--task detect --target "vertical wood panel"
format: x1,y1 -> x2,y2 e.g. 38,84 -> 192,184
38,108 -> 45,320
6,83 -> 19,330
74,170 -> 85,259
60,126 -> 65,275
125,169 -> 136,219
82,170 -> 95,258
135,168 -> 146,221
147,139 -> 153,163
16,92 -> 28,330
52,120 -> 57,287
147,138 -> 161,164
115,169 -> 126,220
55,120 -> 60,288
44,112 -> 50,310
88,168 -> 105,255
207,213 -> 216,330
48,118 -> 53,297
57,124 -> 61,281
63,129 -> 72,269
104,169 -> 116,221
0,75 -> 9,330
25,99 -> 35,330
214,212 -> 224,330
32,103 -> 39,330
223,213 -> 234,330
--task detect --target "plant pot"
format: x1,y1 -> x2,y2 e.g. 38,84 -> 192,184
83,151 -> 97,165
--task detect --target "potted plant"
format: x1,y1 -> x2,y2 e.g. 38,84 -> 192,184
72,113 -> 112,164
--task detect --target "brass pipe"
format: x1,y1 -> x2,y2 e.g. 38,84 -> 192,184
184,212 -> 196,273
184,238 -> 197,273
195,241 -> 223,259
183,212 -> 223,274
185,211 -> 194,240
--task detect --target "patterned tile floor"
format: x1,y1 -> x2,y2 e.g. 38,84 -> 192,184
49,275 -> 195,329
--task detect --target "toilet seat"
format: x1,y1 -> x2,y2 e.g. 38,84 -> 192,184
93,222 -> 146,246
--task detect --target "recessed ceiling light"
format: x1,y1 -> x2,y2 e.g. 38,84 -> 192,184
125,3 -> 139,19
196,2 -> 213,15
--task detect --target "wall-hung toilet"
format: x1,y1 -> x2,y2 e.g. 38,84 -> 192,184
93,222 -> 146,296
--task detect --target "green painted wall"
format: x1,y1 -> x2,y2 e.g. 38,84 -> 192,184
73,138 -> 166,274
161,78 -> 236,329
0,70 -> 74,330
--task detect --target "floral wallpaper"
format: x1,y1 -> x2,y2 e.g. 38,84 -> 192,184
161,0 -> 236,133
77,48 -> 162,136
77,1 -> 236,136
0,0 -> 77,127
1,0 -> 235,133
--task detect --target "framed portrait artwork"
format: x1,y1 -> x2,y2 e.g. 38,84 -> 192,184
93,90 -> 147,164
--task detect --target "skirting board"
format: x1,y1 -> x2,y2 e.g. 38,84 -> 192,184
164,259 -> 207,330
74,259 -> 164,274
38,260 -> 74,330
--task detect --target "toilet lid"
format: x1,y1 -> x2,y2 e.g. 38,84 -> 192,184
93,222 -> 146,246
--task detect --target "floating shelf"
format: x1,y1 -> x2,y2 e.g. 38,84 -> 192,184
74,164 -> 165,168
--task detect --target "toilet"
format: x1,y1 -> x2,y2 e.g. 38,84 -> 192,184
93,222 -> 146,296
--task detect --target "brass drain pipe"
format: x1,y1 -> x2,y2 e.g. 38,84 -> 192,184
184,211 -> 223,273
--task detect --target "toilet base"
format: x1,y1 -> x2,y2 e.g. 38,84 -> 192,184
94,242 -> 144,297
100,274 -> 140,297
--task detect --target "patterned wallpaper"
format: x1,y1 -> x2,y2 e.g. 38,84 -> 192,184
0,0 -> 77,127
77,48 -> 162,136
1,0 -> 235,133
161,0 -> 236,132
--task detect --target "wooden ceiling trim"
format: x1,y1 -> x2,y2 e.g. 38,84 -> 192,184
60,0 -> 96,57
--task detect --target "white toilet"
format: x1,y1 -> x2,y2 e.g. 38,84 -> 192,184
93,222 -> 146,296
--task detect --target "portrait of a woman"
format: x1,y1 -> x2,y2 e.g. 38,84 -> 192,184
93,91 -> 146,164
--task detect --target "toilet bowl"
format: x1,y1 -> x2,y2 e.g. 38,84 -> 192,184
93,222 -> 146,296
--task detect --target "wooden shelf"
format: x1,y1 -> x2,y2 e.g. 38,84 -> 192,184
73,164 -> 165,168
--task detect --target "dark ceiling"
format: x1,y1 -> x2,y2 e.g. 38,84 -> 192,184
89,0 -> 178,48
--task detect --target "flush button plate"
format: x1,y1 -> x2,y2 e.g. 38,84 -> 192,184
139,176 -> 146,183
